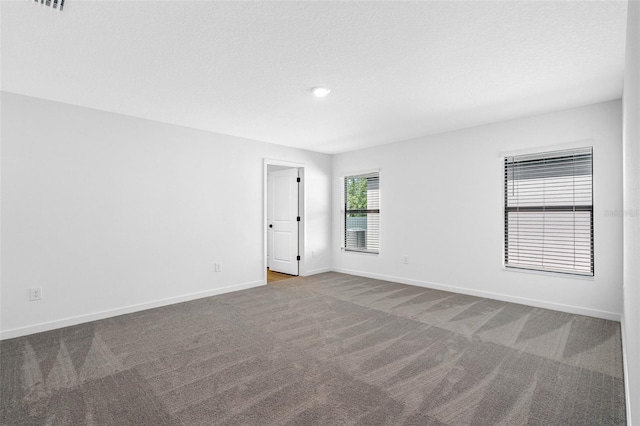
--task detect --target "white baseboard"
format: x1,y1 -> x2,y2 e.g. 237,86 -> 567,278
621,317 -> 634,426
303,267 -> 332,276
0,280 -> 265,340
331,268 -> 621,321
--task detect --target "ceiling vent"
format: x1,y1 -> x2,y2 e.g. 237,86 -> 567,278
35,0 -> 64,11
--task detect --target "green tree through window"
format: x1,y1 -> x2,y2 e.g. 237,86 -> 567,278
346,177 -> 367,213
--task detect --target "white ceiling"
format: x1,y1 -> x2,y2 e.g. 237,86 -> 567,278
1,1 -> 628,154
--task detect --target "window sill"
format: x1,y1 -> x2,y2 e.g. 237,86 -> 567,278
341,247 -> 379,255
502,266 -> 594,281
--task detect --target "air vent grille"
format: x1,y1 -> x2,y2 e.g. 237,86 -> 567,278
35,0 -> 64,11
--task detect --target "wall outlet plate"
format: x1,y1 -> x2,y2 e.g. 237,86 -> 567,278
29,287 -> 42,301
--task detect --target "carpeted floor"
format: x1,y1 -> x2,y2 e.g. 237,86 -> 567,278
0,272 -> 626,425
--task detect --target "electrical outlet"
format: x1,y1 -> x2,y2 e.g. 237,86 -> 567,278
215,263 -> 222,272
29,287 -> 42,301
403,256 -> 409,264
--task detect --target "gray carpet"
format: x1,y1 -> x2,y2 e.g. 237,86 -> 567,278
0,272 -> 626,425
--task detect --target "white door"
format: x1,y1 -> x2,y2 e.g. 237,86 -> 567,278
268,168 -> 299,275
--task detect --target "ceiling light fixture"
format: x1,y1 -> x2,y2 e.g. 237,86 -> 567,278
311,87 -> 331,98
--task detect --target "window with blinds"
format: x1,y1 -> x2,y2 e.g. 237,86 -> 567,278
504,147 -> 593,276
344,172 -> 380,253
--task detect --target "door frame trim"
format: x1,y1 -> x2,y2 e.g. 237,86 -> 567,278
263,158 -> 305,285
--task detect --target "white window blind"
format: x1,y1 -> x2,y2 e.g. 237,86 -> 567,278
344,172 -> 379,253
504,147 -> 593,276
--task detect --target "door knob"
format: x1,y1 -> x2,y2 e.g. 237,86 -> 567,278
269,224 -> 273,228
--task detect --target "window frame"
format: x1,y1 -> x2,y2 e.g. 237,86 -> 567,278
342,170 -> 380,254
503,147 -> 594,277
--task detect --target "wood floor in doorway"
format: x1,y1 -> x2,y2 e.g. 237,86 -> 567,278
267,268 -> 296,283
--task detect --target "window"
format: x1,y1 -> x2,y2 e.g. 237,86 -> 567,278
344,172 -> 380,253
504,147 -> 593,276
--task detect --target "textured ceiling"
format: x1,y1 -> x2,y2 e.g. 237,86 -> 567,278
0,1 -> 628,154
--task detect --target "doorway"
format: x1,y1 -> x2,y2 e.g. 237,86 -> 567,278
264,160 -> 304,284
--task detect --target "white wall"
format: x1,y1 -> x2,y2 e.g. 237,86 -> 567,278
623,0 -> 640,423
0,92 -> 332,338
333,100 -> 623,320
